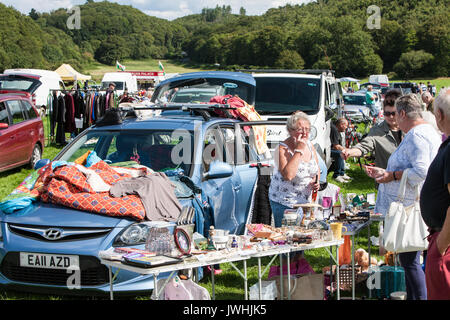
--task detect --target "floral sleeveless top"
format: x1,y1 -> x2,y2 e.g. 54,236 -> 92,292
269,141 -> 319,208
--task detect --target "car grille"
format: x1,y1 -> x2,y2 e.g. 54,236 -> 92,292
1,252 -> 109,286
8,224 -> 112,242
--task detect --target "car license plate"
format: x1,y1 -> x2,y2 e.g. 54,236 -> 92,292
19,252 -> 80,270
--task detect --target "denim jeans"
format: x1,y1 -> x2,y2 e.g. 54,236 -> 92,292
330,149 -> 345,178
398,251 -> 427,300
269,200 -> 291,228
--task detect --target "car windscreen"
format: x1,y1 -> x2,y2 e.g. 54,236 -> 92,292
58,129 -> 195,176
153,79 -> 254,104
344,95 -> 366,105
171,86 -> 224,103
0,75 -> 41,92
254,77 -> 321,115
101,81 -> 124,91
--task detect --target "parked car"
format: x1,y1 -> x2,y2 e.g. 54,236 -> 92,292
342,92 -> 371,122
251,70 -> 340,168
0,73 -> 279,295
0,94 -> 45,172
391,82 -> 418,94
3,69 -> 66,117
169,87 -> 225,103
101,72 -> 138,96
368,74 -> 389,87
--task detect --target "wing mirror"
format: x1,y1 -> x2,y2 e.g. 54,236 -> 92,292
204,160 -> 233,180
0,123 -> 8,129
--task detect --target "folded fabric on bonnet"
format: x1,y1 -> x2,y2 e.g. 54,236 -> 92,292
0,151 -> 156,221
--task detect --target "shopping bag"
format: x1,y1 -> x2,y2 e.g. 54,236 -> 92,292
274,273 -> 324,300
249,280 -> 278,300
383,169 -> 428,253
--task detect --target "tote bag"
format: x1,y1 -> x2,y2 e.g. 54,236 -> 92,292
382,169 -> 428,253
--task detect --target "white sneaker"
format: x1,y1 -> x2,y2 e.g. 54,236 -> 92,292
342,174 -> 352,181
335,176 -> 349,183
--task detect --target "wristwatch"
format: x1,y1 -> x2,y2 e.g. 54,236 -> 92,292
294,149 -> 303,155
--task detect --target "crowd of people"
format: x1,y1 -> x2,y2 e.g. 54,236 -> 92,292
269,87 -> 450,300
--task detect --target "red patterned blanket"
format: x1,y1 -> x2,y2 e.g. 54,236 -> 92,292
39,161 -> 148,221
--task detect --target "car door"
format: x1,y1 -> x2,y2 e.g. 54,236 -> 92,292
0,101 -> 14,169
5,99 -> 30,166
200,124 -> 240,233
232,122 -> 273,233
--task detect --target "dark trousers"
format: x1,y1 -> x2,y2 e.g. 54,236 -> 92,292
398,251 -> 427,300
330,149 -> 345,178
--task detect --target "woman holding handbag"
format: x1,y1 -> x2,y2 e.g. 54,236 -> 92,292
365,94 -> 441,300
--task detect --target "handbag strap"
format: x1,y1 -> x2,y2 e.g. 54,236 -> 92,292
396,168 -> 409,202
396,169 -> 420,202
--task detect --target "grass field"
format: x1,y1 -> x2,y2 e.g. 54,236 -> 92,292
0,59 -> 447,300
84,58 -> 207,83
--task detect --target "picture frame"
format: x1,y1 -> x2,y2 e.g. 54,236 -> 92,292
174,228 -> 191,255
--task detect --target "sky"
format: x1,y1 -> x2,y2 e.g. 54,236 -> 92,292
0,0 -> 312,20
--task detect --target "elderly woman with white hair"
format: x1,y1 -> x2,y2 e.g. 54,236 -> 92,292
365,93 -> 442,300
268,111 -> 320,227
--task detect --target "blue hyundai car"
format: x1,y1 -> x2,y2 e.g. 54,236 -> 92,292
0,71 -> 281,296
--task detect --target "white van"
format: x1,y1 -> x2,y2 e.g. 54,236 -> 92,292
368,74 -> 389,86
101,72 -> 138,96
252,70 -> 342,168
3,69 -> 65,116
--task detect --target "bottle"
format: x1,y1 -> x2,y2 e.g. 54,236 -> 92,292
312,175 -> 318,202
231,236 -> 238,248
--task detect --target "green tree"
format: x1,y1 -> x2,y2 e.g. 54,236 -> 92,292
393,50 -> 434,79
274,50 -> 305,69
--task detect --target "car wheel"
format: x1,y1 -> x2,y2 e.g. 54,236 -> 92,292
29,144 -> 42,169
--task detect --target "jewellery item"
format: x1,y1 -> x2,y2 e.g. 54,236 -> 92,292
294,149 -> 304,155
393,171 -> 397,181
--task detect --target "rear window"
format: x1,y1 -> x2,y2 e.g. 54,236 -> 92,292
344,95 -> 366,106
254,77 -> 321,115
0,75 -> 41,92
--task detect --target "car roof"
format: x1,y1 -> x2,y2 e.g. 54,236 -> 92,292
344,92 -> 365,96
90,111 -> 238,131
253,73 -> 321,79
0,93 -> 32,100
0,73 -> 41,80
158,71 -> 256,87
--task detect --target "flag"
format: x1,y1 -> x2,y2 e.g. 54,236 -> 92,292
158,60 -> 165,75
116,61 -> 126,71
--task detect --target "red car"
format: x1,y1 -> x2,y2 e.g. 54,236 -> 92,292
0,94 -> 45,172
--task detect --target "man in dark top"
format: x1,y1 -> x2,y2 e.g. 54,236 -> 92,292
342,89 -> 403,171
420,87 -> 450,299
330,118 -> 349,183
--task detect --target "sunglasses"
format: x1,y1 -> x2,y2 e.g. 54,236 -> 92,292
384,111 -> 396,117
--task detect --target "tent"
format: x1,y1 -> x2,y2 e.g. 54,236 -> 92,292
55,64 -> 92,81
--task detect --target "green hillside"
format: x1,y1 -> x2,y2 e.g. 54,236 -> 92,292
0,0 -> 449,78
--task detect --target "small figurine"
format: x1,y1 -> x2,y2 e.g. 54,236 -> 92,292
207,226 -> 216,250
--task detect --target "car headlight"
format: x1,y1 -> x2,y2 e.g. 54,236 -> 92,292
309,126 -> 317,141
113,223 -> 150,246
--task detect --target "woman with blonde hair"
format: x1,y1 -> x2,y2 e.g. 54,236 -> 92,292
268,111 -> 320,227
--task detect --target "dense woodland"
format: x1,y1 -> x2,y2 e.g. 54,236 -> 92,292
0,0 -> 448,78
